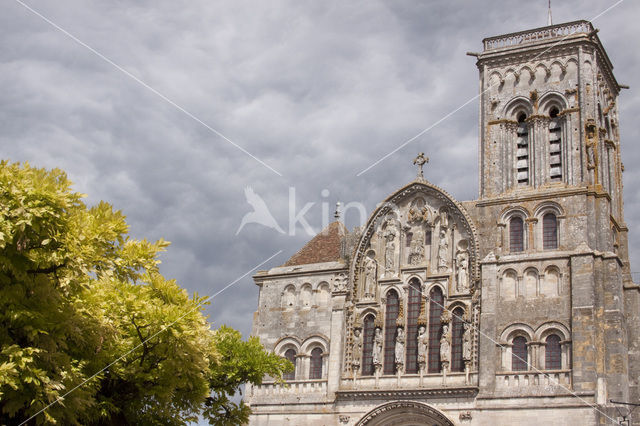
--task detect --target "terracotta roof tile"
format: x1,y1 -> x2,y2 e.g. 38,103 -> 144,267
282,221 -> 348,266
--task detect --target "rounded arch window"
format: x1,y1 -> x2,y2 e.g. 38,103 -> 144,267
362,314 -> 375,376
309,347 -> 323,379
509,216 -> 525,252
512,336 -> 528,371
545,334 -> 562,370
543,213 -> 558,249
384,290 -> 400,375
405,280 -> 422,374
428,286 -> 444,373
283,348 -> 296,380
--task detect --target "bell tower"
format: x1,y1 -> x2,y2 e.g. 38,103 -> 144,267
475,20 -> 627,255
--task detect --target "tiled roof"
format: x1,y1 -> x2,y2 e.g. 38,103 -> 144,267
282,221 -> 348,266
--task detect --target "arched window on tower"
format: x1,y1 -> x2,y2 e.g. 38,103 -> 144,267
512,336 -> 528,371
309,347 -> 323,379
405,280 -> 422,373
510,216 -> 524,252
549,107 -> 563,181
428,287 -> 444,373
545,334 -> 562,370
283,349 -> 296,380
362,315 -> 375,376
543,213 -> 558,250
384,290 -> 399,375
451,307 -> 465,372
516,112 -> 530,184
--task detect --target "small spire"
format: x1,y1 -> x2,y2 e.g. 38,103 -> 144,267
547,0 -> 553,26
334,202 -> 341,221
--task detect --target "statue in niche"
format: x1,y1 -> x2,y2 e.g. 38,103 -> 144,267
352,328 -> 363,371
408,225 -> 426,265
383,219 -> 397,275
363,254 -> 377,299
417,325 -> 428,366
440,323 -> 451,365
437,229 -> 450,273
462,322 -> 472,362
585,120 -> 598,171
440,209 -> 449,230
395,327 -> 405,371
372,327 -> 383,367
456,250 -> 469,292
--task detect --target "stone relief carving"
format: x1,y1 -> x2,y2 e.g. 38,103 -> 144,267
437,228 -> 450,273
456,240 -> 470,293
462,322 -> 472,362
333,272 -> 348,292
440,323 -> 451,371
382,218 -> 398,276
417,325 -> 427,370
352,327 -> 363,373
394,327 -> 405,373
363,252 -> 377,299
408,225 -> 426,266
372,327 -> 383,368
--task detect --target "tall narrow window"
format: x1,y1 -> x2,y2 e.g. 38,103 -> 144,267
543,213 -> 558,249
310,348 -> 323,379
405,280 -> 422,373
549,107 -> 562,180
510,217 -> 524,252
516,112 -> 529,184
545,334 -> 562,370
428,287 -> 444,373
405,232 -> 413,248
512,336 -> 528,371
384,291 -> 399,374
362,315 -> 375,376
283,349 -> 296,380
451,308 -> 464,372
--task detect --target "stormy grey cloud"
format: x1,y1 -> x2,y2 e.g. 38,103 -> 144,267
3,0 -> 640,351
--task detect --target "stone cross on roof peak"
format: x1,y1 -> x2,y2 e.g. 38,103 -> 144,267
413,153 -> 429,180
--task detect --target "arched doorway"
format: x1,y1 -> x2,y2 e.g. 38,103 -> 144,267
355,401 -> 454,426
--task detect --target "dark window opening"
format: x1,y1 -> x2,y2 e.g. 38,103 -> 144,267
428,287 -> 444,373
451,308 -> 465,372
545,334 -> 562,370
512,336 -> 528,371
310,347 -> 323,379
543,213 -> 558,249
384,291 -> 399,375
405,280 -> 422,373
362,315 -> 375,376
510,217 -> 524,252
283,349 -> 296,380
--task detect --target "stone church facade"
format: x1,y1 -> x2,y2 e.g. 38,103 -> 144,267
246,20 -> 640,425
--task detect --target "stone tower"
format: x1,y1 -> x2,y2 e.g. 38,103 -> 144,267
246,20 -> 640,425
472,20 -> 639,423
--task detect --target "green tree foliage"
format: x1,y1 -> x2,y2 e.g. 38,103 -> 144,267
0,161 -> 291,425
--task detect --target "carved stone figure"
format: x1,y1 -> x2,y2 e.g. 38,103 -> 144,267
395,327 -> 405,366
409,226 -> 426,266
440,209 -> 449,230
383,220 -> 397,274
456,250 -> 469,292
437,229 -> 449,273
417,325 -> 427,365
372,327 -> 383,366
440,324 -> 451,364
462,322 -> 472,362
352,328 -> 363,369
363,255 -> 377,299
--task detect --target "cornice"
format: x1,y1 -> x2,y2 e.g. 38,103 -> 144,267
336,386 -> 478,401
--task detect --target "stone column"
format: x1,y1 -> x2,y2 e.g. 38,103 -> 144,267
327,291 -> 347,397
479,254 -> 498,395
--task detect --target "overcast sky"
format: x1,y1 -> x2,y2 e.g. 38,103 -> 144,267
3,1 -> 640,345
